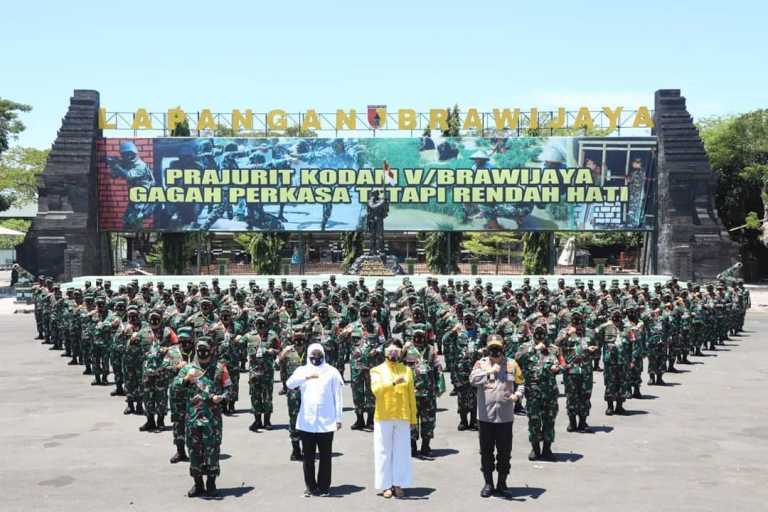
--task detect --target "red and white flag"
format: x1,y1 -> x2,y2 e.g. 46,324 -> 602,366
383,160 -> 397,186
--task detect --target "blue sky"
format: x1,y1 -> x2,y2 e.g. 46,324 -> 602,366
3,0 -> 765,149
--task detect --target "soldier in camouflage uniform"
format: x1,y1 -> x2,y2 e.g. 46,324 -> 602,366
278,330 -> 307,461
80,294 -> 96,375
109,300 -> 129,398
139,311 -> 177,432
106,141 -> 155,229
556,312 -> 598,432
169,328 -> 196,464
516,325 -> 562,461
403,329 -> 441,458
218,306 -> 245,414
645,298 -> 667,385
122,306 -> 149,421
596,310 -> 630,415
244,315 -> 280,432
624,305 -> 646,399
90,297 -> 113,386
178,338 -> 231,498
342,303 -> 384,431
445,312 -> 484,431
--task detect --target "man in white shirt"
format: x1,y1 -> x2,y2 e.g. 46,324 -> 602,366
286,343 -> 344,497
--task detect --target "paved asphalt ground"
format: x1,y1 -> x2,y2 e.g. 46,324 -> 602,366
1,302 -> 767,512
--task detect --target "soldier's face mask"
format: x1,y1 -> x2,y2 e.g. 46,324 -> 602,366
360,313 -> 371,323
150,316 -> 161,326
180,337 -> 193,348
256,320 -> 266,330
197,348 -> 211,360
413,334 -> 425,345
534,331 -> 546,341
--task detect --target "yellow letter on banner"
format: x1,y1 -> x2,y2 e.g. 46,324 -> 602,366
131,108 -> 152,130
268,109 -> 287,130
548,107 -> 566,129
302,109 -> 321,131
336,109 -> 357,130
602,106 -> 623,131
463,108 -> 482,131
493,108 -> 520,130
632,106 -> 654,128
398,109 -> 417,130
167,107 -> 187,132
197,109 -> 216,131
573,107 -> 594,131
232,109 -> 253,131
529,108 -> 539,130
429,109 -> 448,131
99,108 -> 116,129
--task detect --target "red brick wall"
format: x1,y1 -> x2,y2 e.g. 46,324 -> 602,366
97,138 -> 155,231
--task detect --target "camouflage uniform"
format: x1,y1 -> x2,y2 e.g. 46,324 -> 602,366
516,341 -> 561,451
245,326 -> 279,427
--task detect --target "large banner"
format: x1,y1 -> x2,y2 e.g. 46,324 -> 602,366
97,136 -> 656,232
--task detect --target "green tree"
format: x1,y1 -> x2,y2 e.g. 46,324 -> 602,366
425,231 -> 463,274
0,147 -> 49,210
700,110 -> 768,278
522,232 -> 550,274
0,98 -> 31,155
0,218 -> 30,249
235,232 -> 287,274
341,232 -> 363,271
170,118 -> 191,137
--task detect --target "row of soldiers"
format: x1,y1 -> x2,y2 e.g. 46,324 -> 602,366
31,273 -> 750,494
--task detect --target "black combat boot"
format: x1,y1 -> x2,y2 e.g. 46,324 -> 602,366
365,412 -> 374,431
411,438 -> 418,457
170,441 -> 188,463
593,359 -> 601,372
457,413 -> 469,431
249,414 -> 262,432
278,386 -> 288,396
514,400 -> 526,415
222,401 -> 233,416
123,400 -> 135,415
68,357 -> 78,366
290,441 -> 303,461
188,476 -> 205,497
263,413 -> 273,430
709,341 -> 716,350
469,410 -> 479,431
496,472 -> 509,495
605,400 -> 614,416
350,412 -> 365,430
541,441 -> 554,461
656,374 -> 666,385
421,438 -> 432,458
682,354 -> 692,364
528,442 -> 541,461
577,415 -> 590,433
139,415 -> 156,432
648,374 -> 657,385
83,365 -> 92,375
632,385 -> 642,399
111,383 -> 124,397
480,471 -> 494,498
615,400 -> 627,415
567,415 -> 577,432
667,359 -> 678,373
156,415 -> 166,432
135,401 -> 144,414
205,476 -> 217,497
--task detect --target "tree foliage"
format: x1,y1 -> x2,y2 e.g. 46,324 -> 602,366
699,111 -> 768,277
235,232 -> 287,274
522,232 -> 551,274
425,232 -> 463,274
341,232 -> 363,271
0,98 -> 31,155
0,146 -> 48,210
462,232 -> 520,258
0,218 -> 30,250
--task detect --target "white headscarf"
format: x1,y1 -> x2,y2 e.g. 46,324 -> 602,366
305,342 -> 331,373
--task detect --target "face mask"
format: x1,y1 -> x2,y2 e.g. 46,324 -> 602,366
386,351 -> 400,362
309,356 -> 324,366
488,349 -> 502,358
197,350 -> 210,360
